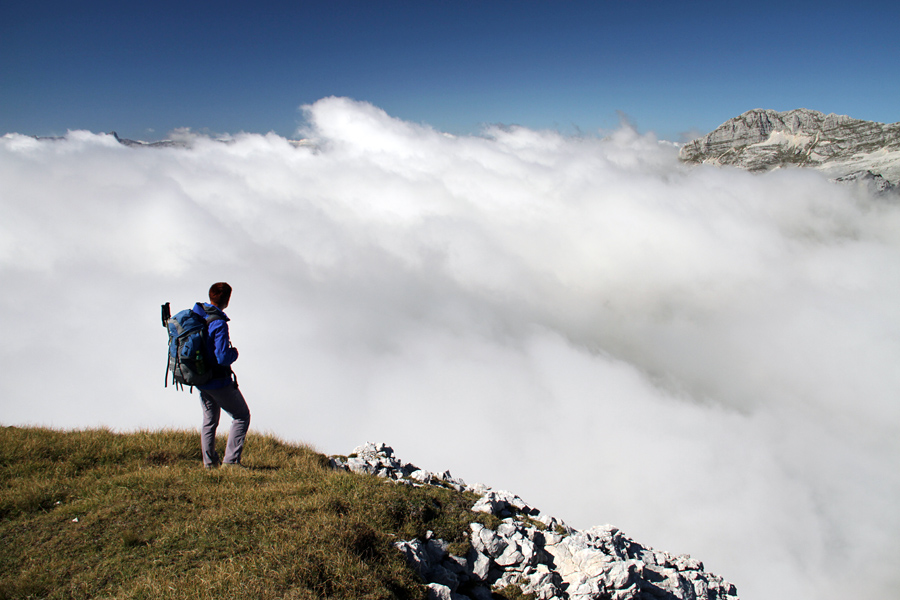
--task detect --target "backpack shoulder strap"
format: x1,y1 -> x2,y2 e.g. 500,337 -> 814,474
200,302 -> 226,325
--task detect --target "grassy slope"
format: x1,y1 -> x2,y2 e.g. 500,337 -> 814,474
0,427 -> 497,600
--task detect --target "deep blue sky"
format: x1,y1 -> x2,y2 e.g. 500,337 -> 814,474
2,0 -> 898,142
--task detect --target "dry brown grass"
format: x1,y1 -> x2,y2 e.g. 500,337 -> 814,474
0,426 -> 487,600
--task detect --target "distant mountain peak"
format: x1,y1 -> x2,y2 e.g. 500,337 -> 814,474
680,109 -> 900,188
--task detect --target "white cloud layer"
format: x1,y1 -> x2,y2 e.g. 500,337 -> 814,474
2,97 -> 899,599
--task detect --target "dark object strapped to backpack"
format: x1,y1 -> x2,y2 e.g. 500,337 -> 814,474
162,302 -> 226,391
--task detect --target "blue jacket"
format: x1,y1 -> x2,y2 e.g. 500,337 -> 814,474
192,302 -> 238,389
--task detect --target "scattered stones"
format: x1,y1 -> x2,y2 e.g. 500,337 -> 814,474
330,442 -> 469,491
332,443 -> 740,599
472,490 -> 540,518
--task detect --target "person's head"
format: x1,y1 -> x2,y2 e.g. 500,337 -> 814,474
209,282 -> 233,309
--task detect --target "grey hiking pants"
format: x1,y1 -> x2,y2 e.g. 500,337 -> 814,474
199,382 -> 250,466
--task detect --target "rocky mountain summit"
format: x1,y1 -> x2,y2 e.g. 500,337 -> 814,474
331,443 -> 739,600
679,108 -> 900,191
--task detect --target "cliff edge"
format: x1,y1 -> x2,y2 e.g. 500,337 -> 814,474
334,442 -> 739,600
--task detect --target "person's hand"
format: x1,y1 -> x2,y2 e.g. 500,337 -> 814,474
233,348 -> 239,359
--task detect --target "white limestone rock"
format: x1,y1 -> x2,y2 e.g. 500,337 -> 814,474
344,443 -> 739,600
409,469 -> 435,484
470,522 -> 508,557
544,525 -> 737,600
427,583 -> 467,600
469,548 -> 491,581
680,108 -> 900,186
472,489 -> 538,518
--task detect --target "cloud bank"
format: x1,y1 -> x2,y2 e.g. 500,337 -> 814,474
2,97 -> 899,599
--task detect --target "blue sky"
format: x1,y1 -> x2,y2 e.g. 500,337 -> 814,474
2,0 -> 898,142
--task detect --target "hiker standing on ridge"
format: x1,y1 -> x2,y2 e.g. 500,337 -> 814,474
194,282 -> 250,468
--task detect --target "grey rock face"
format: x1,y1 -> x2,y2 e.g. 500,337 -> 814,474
833,170 -> 897,194
679,108 -> 900,188
333,442 -> 739,600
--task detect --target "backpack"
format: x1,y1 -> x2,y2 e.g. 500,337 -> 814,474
161,302 -> 223,391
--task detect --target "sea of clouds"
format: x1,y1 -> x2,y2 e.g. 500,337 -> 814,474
2,97 -> 899,599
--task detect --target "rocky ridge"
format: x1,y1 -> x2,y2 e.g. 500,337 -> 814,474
679,108 -> 900,190
25,131 -> 313,149
331,443 -> 739,600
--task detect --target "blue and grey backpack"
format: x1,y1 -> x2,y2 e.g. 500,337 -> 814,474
162,302 -> 223,390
